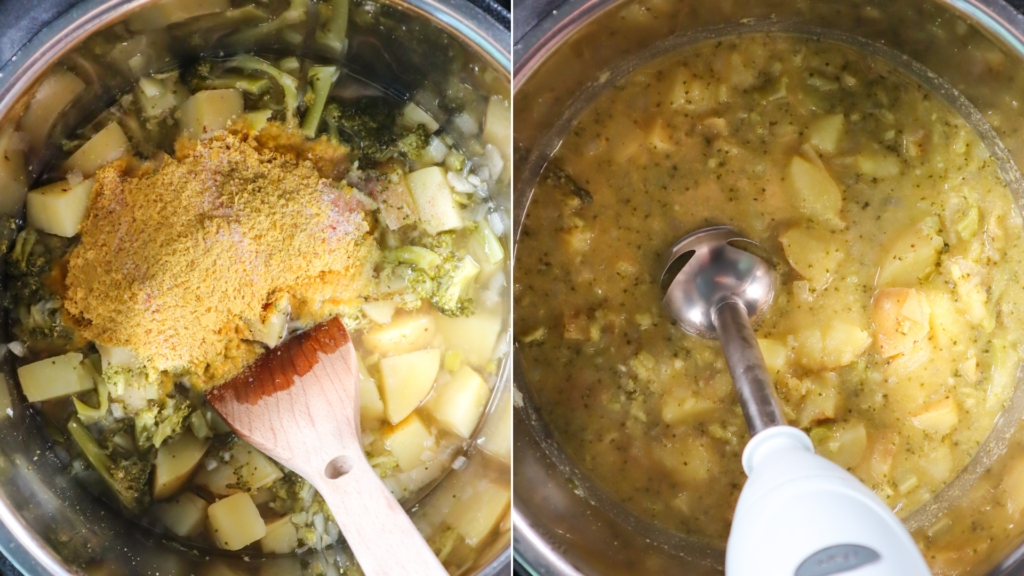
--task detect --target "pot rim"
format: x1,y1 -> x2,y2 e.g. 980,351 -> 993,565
0,1 -> 511,575
510,0 -> 1024,575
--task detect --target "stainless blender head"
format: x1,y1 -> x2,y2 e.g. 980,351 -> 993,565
660,226 -> 784,435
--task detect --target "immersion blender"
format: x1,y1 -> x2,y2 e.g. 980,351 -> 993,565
660,227 -> 932,576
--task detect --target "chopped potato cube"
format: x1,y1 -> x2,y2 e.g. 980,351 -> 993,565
64,123 -> 130,177
797,374 -> 841,427
876,218 -> 944,287
426,366 -> 490,438
379,349 -> 441,424
26,178 -> 95,238
807,114 -> 844,155
791,320 -> 870,369
179,89 -> 244,140
445,482 -> 511,546
363,314 -> 436,356
383,414 -> 436,471
362,301 -> 398,325
17,352 -> 94,403
779,226 -> 844,287
193,441 -> 283,496
757,339 -> 788,373
435,313 -> 503,367
873,288 -> 931,357
1003,458 -> 1024,517
153,492 -> 209,537
0,127 -> 28,216
814,421 -> 867,469
911,398 -> 959,435
661,393 -> 718,425
407,166 -> 464,234
399,102 -> 440,134
478,384 -> 511,463
944,258 -> 988,326
358,357 -> 385,427
785,155 -> 843,227
154,430 -> 210,500
483,96 -> 511,166
863,431 -> 899,486
207,492 -> 266,551
855,151 -> 901,178
260,516 -> 299,554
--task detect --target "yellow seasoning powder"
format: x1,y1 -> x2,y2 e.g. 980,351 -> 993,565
63,128 -> 376,377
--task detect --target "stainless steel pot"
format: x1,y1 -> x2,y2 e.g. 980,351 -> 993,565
0,1 -> 511,575
513,1 -> 1024,575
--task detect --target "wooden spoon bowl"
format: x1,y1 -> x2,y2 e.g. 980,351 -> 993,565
206,317 -> 448,576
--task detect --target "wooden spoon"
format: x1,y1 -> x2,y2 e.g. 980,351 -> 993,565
206,317 -> 448,576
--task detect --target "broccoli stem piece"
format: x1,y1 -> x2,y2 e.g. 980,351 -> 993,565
301,66 -> 340,138
475,220 -> 505,265
225,0 -> 309,45
389,246 -> 442,271
317,0 -> 350,55
67,416 -> 151,515
72,368 -> 108,425
197,75 -> 271,94
227,54 -> 300,124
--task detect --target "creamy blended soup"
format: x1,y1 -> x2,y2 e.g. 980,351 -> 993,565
515,34 -> 1024,546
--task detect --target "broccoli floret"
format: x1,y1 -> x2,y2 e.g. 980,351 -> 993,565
324,99 -> 399,161
394,233 -> 481,317
67,416 -> 151,515
134,396 -> 191,450
431,255 -> 481,317
4,227 -> 77,349
397,124 -> 437,166
301,66 -> 340,138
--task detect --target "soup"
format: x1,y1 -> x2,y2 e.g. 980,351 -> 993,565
515,34 -> 1024,546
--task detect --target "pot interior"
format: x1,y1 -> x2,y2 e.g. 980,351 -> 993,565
0,1 -> 511,575
513,1 -> 1024,575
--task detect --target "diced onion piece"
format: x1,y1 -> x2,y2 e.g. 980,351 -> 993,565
26,178 -> 95,238
383,413 -> 436,471
379,349 -> 440,424
153,492 -> 209,537
154,430 -> 211,500
179,89 -> 244,140
407,166 -> 463,234
207,492 -> 266,550
64,123 -> 130,178
425,365 -> 489,438
18,352 -> 94,403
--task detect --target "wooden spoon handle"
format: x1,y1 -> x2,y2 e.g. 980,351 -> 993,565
314,458 -> 448,576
